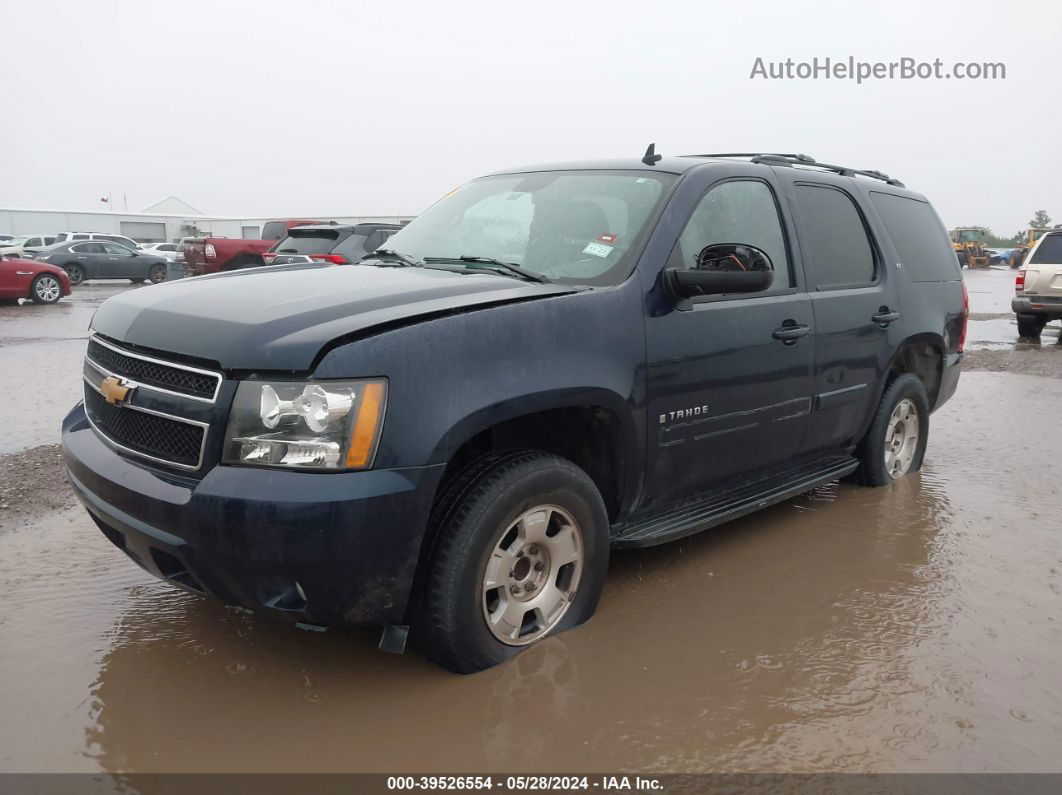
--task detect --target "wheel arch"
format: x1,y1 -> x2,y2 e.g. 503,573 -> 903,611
882,333 -> 945,409
427,387 -> 639,521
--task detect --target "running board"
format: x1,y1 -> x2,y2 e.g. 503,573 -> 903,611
611,456 -> 859,548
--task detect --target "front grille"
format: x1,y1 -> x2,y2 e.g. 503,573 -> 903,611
85,387 -> 204,468
87,338 -> 218,400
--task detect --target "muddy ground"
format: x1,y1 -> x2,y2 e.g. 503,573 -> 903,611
1,268 -> 1061,773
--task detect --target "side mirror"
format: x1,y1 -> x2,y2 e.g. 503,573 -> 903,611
665,244 -> 774,298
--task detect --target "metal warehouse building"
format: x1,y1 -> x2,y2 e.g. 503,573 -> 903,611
0,199 -> 414,243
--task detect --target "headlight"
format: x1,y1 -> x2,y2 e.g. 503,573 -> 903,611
223,379 -> 386,470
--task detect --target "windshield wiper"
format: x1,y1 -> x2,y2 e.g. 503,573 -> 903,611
423,255 -> 551,284
359,249 -> 424,267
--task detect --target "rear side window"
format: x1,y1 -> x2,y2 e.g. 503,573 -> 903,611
870,192 -> 960,281
273,229 -> 342,255
73,242 -> 104,254
333,233 -> 371,260
794,185 -> 876,288
1030,234 -> 1062,264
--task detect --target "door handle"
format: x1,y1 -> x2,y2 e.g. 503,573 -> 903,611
772,322 -> 811,344
872,309 -> 901,326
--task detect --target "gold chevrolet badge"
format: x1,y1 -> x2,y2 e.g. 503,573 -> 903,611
100,376 -> 133,406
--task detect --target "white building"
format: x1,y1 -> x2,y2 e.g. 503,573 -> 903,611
0,205 -> 415,244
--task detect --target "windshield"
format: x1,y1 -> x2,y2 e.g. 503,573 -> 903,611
955,230 -> 981,242
6,236 -> 30,245
382,170 -> 675,286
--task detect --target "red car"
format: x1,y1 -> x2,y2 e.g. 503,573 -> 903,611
0,255 -> 72,304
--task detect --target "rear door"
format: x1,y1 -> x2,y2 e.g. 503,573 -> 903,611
70,242 -> 104,276
778,174 -> 901,456
1024,234 -> 1062,299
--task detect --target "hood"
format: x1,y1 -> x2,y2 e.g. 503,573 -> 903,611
90,263 -> 577,371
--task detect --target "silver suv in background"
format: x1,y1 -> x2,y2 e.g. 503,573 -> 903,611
0,234 -> 57,257
1013,232 -> 1062,339
53,232 -> 141,250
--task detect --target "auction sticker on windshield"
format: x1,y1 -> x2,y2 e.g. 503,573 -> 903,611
583,242 -> 613,258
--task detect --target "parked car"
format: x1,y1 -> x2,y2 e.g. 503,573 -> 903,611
62,150 -> 964,673
0,234 -> 57,257
261,219 -> 328,241
138,242 -> 180,260
53,232 -> 141,248
0,255 -> 71,304
1012,231 -> 1062,338
37,240 -> 169,285
181,236 -> 274,276
0,234 -> 14,243
266,223 -> 403,265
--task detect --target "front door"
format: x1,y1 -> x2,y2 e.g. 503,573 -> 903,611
644,174 -> 815,507
101,242 -> 139,278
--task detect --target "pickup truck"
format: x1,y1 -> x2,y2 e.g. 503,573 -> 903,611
183,220 -> 326,275
62,149 -> 964,673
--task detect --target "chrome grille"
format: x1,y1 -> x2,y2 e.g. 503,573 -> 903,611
86,337 -> 220,401
84,388 -> 204,468
83,335 -> 221,470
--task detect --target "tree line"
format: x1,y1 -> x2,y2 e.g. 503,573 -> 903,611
954,210 -> 1054,247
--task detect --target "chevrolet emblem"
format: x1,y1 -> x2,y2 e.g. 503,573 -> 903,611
100,375 -> 133,406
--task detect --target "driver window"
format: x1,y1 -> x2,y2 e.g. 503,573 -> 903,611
677,180 -> 791,290
103,243 -> 133,255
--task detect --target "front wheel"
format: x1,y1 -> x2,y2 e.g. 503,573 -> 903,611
416,451 -> 609,674
31,273 -> 63,304
856,373 -> 930,487
147,263 -> 168,284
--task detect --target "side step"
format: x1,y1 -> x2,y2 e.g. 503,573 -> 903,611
611,455 -> 858,548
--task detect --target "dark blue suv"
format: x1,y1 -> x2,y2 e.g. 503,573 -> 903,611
62,150 -> 965,673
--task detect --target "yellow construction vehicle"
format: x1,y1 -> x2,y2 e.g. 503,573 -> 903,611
951,227 -> 991,269
1009,227 -> 1060,269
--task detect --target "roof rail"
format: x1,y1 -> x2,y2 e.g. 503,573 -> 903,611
681,152 -> 905,187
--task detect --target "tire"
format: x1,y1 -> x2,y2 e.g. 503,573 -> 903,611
30,273 -> 63,304
147,263 -> 167,284
64,263 -> 85,286
855,373 -> 930,487
1017,313 -> 1047,339
416,450 -> 609,674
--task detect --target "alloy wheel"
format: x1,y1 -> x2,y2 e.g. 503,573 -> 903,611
34,275 -> 61,303
481,504 -> 584,646
884,398 -> 920,479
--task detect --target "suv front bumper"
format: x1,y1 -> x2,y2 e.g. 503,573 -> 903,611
62,402 -> 445,628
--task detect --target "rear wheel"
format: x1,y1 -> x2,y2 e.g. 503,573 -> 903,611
856,373 -> 930,487
31,273 -> 62,304
1017,313 -> 1047,339
416,450 -> 609,674
64,263 -> 85,286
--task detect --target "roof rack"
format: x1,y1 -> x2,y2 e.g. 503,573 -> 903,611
681,153 -> 905,187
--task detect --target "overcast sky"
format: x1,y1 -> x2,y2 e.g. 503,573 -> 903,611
2,0 -> 1059,234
